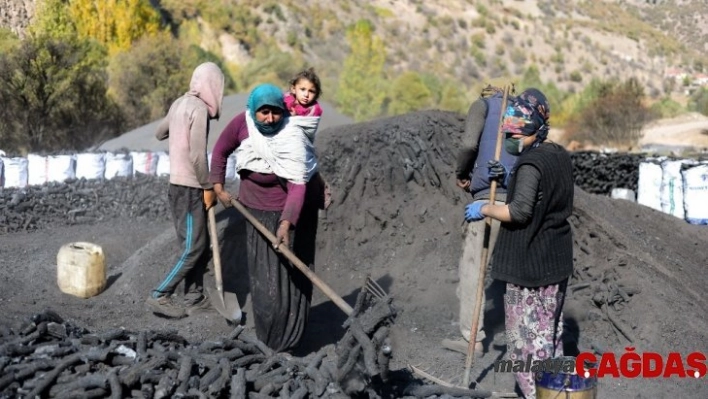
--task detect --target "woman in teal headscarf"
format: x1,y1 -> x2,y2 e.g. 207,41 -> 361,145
209,83 -> 327,352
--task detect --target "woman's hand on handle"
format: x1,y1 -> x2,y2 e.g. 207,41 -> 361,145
214,183 -> 234,208
274,220 -> 291,251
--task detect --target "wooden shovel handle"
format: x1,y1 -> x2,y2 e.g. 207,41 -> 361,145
207,206 -> 225,304
230,199 -> 353,316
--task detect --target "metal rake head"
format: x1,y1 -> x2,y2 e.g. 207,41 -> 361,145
365,275 -> 388,300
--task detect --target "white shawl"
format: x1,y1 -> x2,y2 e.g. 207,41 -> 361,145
235,113 -> 320,184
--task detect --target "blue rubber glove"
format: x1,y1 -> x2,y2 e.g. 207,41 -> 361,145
487,160 -> 509,186
464,202 -> 486,222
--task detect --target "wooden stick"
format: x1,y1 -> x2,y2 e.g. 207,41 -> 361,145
409,365 -> 518,398
207,206 -> 225,307
230,199 -> 353,316
409,364 -> 456,388
463,85 -> 511,387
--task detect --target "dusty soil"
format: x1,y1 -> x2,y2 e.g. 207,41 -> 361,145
1,110 -> 707,398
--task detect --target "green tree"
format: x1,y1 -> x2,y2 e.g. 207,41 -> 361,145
438,82 -> 469,113
0,28 -> 20,53
30,0 -> 162,55
107,32 -> 234,130
336,20 -> 387,121
0,35 -> 122,153
387,72 -> 433,115
518,64 -> 543,89
29,0 -> 76,40
235,45 -> 304,92
68,0 -> 162,54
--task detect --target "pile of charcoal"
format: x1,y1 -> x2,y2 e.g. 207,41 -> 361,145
0,292 -> 408,399
0,175 -> 170,235
569,151 -> 647,195
0,291 -> 493,399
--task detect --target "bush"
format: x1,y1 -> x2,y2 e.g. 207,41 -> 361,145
567,78 -> 654,147
386,71 -> 433,115
0,35 -> 122,153
688,88 -> 708,116
650,97 -> 684,118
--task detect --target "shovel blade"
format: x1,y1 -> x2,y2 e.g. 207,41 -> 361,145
206,285 -> 242,323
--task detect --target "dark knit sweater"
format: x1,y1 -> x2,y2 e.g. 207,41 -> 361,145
490,143 -> 574,287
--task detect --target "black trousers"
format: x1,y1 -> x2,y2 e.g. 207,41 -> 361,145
152,184 -> 209,302
246,204 -> 317,352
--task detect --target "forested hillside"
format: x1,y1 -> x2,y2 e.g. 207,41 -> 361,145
1,0 -> 708,154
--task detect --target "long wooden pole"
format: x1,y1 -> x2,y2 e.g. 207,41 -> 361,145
207,207 -> 225,307
229,198 -> 354,316
463,85 -> 511,387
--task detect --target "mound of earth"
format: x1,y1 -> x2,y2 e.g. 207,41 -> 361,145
0,110 -> 706,398
98,94 -> 354,152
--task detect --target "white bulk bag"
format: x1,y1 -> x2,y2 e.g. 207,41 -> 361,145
660,159 -> 697,219
637,161 -> 663,211
46,155 -> 76,183
226,154 -> 237,181
104,152 -> 133,179
206,152 -> 236,181
131,151 -> 158,176
155,151 -> 170,177
27,154 -> 49,186
1,157 -> 29,189
682,164 -> 708,225
75,153 -> 106,180
611,188 -> 636,202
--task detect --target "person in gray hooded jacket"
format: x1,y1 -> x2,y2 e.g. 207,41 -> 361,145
146,62 -> 225,319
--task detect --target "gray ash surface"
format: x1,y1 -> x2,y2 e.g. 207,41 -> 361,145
1,110 -> 706,398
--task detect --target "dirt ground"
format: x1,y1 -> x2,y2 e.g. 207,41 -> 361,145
1,110 -> 707,398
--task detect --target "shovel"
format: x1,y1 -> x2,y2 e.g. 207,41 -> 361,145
230,198 -> 354,316
206,206 -> 243,323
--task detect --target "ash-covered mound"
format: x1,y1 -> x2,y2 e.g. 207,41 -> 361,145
312,110 -> 708,397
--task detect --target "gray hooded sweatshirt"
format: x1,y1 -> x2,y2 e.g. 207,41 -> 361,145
156,62 -> 224,189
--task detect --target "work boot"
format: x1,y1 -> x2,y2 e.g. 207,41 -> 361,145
185,294 -> 211,316
146,295 -> 187,319
441,338 -> 483,355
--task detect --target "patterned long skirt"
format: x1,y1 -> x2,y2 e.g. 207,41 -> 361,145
504,280 -> 567,399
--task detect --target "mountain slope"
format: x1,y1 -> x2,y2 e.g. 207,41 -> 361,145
2,0 -> 707,109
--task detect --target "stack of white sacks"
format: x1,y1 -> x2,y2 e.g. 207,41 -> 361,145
636,157 -> 708,225
0,151 -> 239,189
2,149 -> 706,225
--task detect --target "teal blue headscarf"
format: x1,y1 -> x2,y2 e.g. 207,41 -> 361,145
247,84 -> 287,135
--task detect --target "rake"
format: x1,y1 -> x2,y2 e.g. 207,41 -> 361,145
230,198 -> 389,316
365,275 -> 388,301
